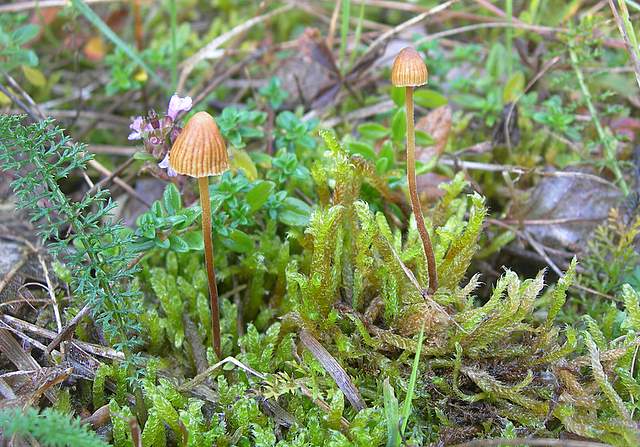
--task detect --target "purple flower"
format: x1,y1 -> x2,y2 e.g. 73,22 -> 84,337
159,153 -> 178,177
167,94 -> 192,120
128,116 -> 145,140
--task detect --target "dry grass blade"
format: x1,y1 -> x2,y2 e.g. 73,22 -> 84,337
439,158 -> 617,188
1,314 -> 124,360
0,0 -> 122,13
299,328 -> 367,411
179,356 -> 267,392
356,0 -> 457,67
0,378 -> 17,400
178,4 -> 293,91
45,304 -> 91,357
0,328 -> 57,403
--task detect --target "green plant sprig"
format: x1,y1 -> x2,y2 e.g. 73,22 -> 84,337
0,115 -> 143,357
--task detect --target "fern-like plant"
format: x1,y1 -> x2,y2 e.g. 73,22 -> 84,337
0,407 -> 108,447
0,115 -> 143,356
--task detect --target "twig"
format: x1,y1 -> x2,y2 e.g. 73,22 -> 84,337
356,0 -> 457,66
1,314 -> 124,360
414,21 -> 562,47
45,304 -> 91,357
36,253 -> 64,356
178,4 -> 293,91
0,0 -> 122,13
439,157 -> 618,188
313,99 -> 395,126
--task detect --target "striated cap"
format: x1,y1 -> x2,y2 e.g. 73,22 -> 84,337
391,47 -> 428,87
169,111 -> 229,177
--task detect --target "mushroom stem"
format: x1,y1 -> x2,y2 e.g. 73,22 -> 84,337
405,86 -> 438,293
198,176 -> 222,359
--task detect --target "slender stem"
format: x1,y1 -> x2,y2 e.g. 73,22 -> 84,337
198,177 -> 222,359
568,45 -> 629,195
405,87 -> 438,293
169,0 -> 178,90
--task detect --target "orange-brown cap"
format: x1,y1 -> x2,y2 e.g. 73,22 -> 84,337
169,111 -> 229,177
391,47 -> 428,87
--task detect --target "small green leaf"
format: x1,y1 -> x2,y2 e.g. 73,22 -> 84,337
414,89 -> 448,108
279,197 -> 311,227
347,141 -> 377,161
391,108 -> 406,143
415,130 -> 434,146
376,157 -> 389,174
182,231 -> 204,251
13,24 -> 40,45
390,86 -> 405,106
231,148 -> 258,180
503,71 -> 525,103
21,65 -> 46,87
246,181 -> 275,212
162,183 -> 182,215
221,229 -> 254,253
357,123 -> 389,140
168,235 -> 189,252
133,152 -> 157,161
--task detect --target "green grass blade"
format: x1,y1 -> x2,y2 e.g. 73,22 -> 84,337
169,0 -> 178,90
71,0 -> 169,91
505,0 -> 513,77
383,377 -> 400,447
347,1 -> 365,70
339,0 -> 351,72
400,323 -> 425,436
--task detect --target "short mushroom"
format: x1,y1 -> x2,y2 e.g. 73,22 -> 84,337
391,47 -> 438,293
169,111 -> 228,359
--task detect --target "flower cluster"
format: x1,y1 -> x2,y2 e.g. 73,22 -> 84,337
128,94 -> 192,177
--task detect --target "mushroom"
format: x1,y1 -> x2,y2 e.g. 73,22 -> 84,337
391,47 -> 438,293
169,111 -> 228,359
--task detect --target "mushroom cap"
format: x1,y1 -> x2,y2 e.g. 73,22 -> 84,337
391,47 -> 428,87
169,111 -> 229,177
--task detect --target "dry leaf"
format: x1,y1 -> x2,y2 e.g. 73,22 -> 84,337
21,65 -> 46,87
511,169 -> 622,247
416,105 -> 452,164
83,36 -> 107,62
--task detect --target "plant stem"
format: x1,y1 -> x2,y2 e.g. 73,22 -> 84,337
198,176 -> 222,359
568,45 -> 629,195
339,0 -> 351,73
169,0 -> 178,90
505,0 -> 513,78
405,87 -> 438,293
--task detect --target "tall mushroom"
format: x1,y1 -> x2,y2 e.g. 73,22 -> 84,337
391,47 -> 438,293
169,111 -> 228,359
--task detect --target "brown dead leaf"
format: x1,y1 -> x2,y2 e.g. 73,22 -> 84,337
611,117 -> 640,141
416,105 -> 452,164
416,172 -> 449,201
83,36 -> 107,62
276,29 -> 335,108
511,169 -> 622,248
